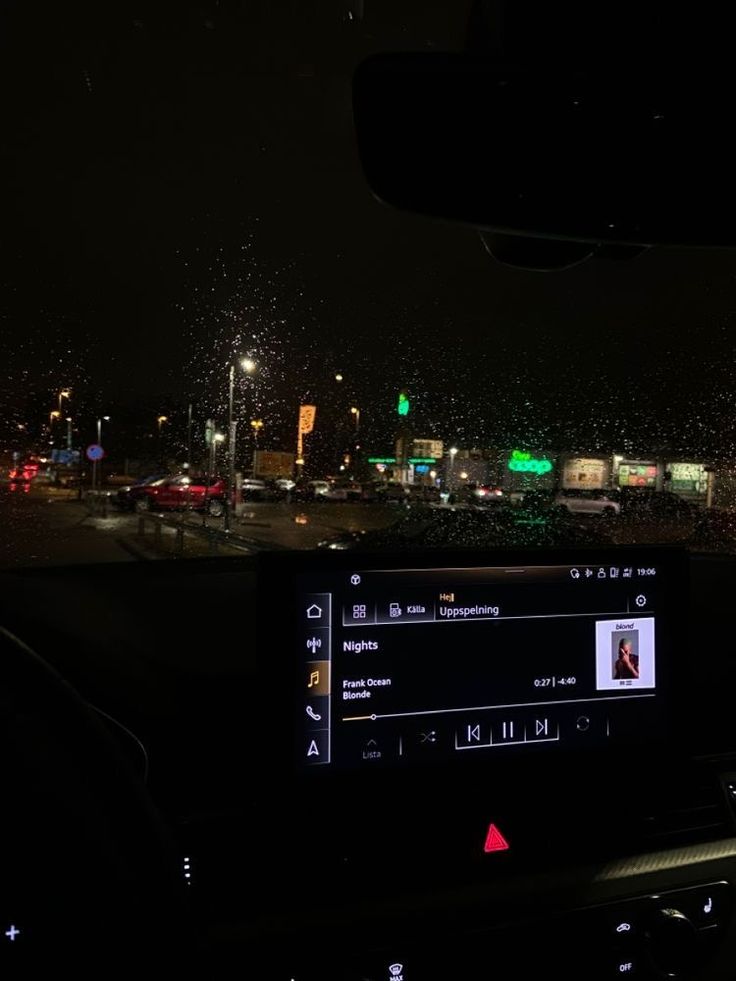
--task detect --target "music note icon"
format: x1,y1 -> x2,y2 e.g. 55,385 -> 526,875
308,669 -> 320,689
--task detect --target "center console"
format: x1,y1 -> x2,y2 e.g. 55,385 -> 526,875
250,548 -> 736,980
293,557 -> 668,772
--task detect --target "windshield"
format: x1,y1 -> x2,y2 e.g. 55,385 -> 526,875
1,3 -> 731,567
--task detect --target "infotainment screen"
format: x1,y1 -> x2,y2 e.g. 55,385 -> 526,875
283,552 -> 682,773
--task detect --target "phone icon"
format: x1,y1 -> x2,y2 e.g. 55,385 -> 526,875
306,705 -> 322,722
704,897 -> 713,915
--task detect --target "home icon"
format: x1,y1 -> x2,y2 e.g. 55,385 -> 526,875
306,604 -> 322,619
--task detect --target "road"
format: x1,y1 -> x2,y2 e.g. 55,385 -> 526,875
0,482 -> 401,567
0,484 -> 139,567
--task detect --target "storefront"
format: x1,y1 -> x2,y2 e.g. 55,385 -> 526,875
561,457 -> 611,490
614,459 -> 660,489
502,448 -> 557,494
665,462 -> 710,502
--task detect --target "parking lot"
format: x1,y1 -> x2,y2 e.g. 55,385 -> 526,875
0,482 -> 404,565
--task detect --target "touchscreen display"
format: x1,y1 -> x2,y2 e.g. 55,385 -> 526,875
295,559 -> 673,771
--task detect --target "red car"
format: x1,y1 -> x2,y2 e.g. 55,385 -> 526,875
129,475 -> 227,516
9,461 -> 39,482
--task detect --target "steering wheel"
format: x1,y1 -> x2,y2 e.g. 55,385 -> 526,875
0,627 -> 186,972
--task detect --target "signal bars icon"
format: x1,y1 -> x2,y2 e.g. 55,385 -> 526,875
307,636 -> 322,654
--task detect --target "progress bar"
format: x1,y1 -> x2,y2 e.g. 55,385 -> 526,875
342,691 -> 655,723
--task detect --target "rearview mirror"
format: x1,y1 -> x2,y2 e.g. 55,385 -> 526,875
353,54 -> 736,247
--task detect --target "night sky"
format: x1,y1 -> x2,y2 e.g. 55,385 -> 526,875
3,0 -> 736,464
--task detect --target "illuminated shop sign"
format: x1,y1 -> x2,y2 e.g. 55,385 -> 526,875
507,449 -> 553,475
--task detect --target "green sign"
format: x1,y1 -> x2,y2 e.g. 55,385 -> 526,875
397,392 -> 410,417
508,449 -> 553,475
367,455 -> 436,465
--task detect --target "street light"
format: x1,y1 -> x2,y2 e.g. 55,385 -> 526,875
157,414 -> 168,433
350,406 -> 360,433
335,372 -> 344,382
250,419 -> 264,478
58,388 -> 71,416
202,432 -> 227,526
449,446 -> 458,490
225,358 -> 257,532
49,409 -> 61,425
93,416 -> 110,492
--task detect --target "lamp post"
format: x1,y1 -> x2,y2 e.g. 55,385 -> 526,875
58,388 -> 71,416
350,406 -> 360,434
224,357 -> 256,532
66,417 -> 73,451
205,432 -> 225,523
156,415 -> 168,469
226,364 -> 236,532
250,419 -> 264,477
186,403 -> 193,471
93,416 -> 110,492
449,446 -> 458,490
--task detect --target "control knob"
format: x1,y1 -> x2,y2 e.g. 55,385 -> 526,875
645,907 -> 699,976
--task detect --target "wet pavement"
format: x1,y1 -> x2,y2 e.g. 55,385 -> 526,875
0,483 -> 401,567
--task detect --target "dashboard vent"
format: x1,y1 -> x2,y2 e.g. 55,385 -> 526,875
636,764 -> 732,850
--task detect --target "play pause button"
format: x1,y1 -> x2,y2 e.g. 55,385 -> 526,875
492,719 -> 523,745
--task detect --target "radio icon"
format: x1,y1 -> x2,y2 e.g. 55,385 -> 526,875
306,636 -> 322,653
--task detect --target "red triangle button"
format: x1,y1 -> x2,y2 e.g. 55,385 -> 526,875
483,823 -> 510,853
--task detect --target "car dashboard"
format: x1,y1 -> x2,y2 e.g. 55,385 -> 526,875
2,548 -> 736,979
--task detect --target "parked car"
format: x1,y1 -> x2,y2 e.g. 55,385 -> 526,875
318,501 -> 605,550
8,461 -> 39,482
293,479 -> 331,501
103,473 -> 137,487
274,477 -> 296,492
324,480 -> 363,501
610,490 -> 699,544
128,475 -> 227,516
373,481 -> 410,502
115,474 -> 169,511
452,483 -> 504,505
58,472 -> 85,488
471,484 -> 504,501
554,488 -> 621,517
241,478 -> 268,501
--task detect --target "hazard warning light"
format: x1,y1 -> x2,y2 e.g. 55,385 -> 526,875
483,823 -> 510,853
